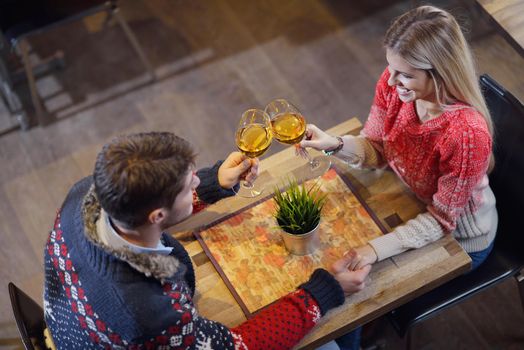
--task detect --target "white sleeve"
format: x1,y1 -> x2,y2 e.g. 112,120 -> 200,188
368,212 -> 445,261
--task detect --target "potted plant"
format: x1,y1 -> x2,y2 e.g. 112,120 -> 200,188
273,179 -> 326,255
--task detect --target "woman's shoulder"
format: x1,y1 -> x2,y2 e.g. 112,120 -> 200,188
439,105 -> 492,153
446,104 -> 490,135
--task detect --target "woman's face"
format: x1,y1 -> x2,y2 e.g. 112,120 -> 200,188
386,49 -> 436,104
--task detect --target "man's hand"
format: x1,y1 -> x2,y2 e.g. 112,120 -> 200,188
331,250 -> 372,296
218,152 -> 259,189
345,244 -> 378,271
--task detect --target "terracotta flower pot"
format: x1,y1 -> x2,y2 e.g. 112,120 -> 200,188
280,223 -> 320,255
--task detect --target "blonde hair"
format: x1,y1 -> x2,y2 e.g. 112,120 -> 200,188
384,6 -> 494,171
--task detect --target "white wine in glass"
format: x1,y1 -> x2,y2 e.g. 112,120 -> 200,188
234,109 -> 273,197
270,112 -> 306,145
265,99 -> 330,181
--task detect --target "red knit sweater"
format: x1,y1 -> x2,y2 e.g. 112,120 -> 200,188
363,69 -> 492,233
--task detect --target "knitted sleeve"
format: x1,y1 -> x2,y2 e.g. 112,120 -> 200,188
336,68 -> 392,168
145,268 -> 344,350
195,160 -> 236,204
230,268 -> 345,349
191,160 -> 237,214
368,212 -> 445,261
428,122 -> 492,232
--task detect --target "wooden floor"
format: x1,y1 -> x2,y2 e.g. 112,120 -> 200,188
0,0 -> 523,349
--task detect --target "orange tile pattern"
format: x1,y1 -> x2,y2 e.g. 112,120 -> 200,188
197,168 -> 384,313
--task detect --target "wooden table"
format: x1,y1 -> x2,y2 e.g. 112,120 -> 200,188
171,118 -> 472,349
476,0 -> 524,57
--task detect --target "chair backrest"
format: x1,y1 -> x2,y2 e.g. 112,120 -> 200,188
480,74 -> 524,258
8,282 -> 46,350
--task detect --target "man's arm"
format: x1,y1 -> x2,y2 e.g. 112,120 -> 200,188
195,152 -> 258,207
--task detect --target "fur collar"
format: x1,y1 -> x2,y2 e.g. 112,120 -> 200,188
81,185 -> 181,282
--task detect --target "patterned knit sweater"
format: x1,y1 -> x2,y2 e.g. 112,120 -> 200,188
335,69 -> 498,260
44,162 -> 344,349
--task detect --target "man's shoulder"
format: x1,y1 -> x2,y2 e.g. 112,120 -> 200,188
60,176 -> 93,210
68,176 -> 94,199
55,176 -> 94,235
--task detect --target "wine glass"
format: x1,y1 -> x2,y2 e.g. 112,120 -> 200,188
264,99 -> 330,181
234,108 -> 273,197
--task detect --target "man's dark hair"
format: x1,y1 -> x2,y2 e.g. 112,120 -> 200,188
93,132 -> 196,228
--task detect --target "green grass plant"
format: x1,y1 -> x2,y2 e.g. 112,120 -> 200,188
273,178 -> 326,235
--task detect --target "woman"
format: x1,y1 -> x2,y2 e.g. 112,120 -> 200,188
305,5 -> 497,274
308,6 -> 497,350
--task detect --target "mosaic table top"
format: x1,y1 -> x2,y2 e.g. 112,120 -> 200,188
195,167 -> 386,316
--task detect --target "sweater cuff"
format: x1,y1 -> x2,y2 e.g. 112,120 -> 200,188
368,232 -> 407,261
299,268 -> 345,315
196,161 -> 236,204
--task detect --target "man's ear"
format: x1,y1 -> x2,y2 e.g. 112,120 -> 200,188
148,208 -> 168,225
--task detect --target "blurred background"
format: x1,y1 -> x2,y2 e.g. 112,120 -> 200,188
0,0 -> 522,349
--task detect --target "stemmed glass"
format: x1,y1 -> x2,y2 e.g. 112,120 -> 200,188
264,99 -> 330,181
234,108 -> 273,197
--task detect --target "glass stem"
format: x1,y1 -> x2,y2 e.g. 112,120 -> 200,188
303,149 -> 319,169
242,179 -> 253,189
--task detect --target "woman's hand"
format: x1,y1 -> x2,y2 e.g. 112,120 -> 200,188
331,250 -> 372,296
344,244 -> 378,271
298,124 -> 340,152
218,152 -> 259,189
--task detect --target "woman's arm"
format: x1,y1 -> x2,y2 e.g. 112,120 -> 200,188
351,121 -> 492,265
367,212 -> 445,261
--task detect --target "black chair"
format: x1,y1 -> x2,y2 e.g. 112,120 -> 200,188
8,282 -> 52,350
0,0 -> 154,128
387,74 -> 524,349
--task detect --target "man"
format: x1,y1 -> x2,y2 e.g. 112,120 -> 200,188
44,132 -> 371,349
